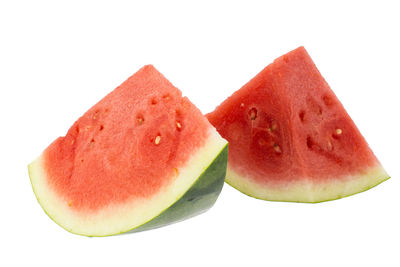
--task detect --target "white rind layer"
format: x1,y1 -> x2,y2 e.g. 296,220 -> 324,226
226,164 -> 390,203
29,128 -> 227,236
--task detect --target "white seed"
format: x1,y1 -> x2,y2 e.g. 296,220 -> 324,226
327,141 -> 333,151
176,122 -> 181,129
336,128 -> 342,135
250,109 -> 257,120
240,103 -> 245,108
155,136 -> 161,145
273,144 -> 282,153
270,121 -> 277,131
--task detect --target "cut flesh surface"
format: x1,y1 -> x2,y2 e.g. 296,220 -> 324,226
28,65 -> 228,236
207,47 -> 389,202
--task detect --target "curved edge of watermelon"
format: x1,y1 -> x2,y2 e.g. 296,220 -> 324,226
226,164 -> 390,203
128,143 -> 228,234
28,129 -> 228,237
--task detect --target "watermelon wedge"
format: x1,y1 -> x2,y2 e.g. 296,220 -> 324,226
207,47 -> 389,203
28,65 -> 228,236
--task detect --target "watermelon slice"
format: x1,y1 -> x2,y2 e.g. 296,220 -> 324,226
28,65 -> 228,236
207,47 -> 389,203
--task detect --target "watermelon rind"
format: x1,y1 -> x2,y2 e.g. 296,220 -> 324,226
28,129 -> 228,237
226,164 -> 390,203
129,143 -> 228,233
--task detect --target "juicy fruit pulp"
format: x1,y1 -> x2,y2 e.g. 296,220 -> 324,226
207,47 -> 389,203
28,65 -> 228,236
43,66 -> 211,213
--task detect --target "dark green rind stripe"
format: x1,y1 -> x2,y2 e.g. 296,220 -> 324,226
127,144 -> 228,233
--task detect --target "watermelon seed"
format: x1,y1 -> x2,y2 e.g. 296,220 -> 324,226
273,144 -> 282,154
307,136 -> 313,149
270,121 -> 278,131
283,56 -> 289,63
307,97 -> 323,116
155,135 -> 161,145
176,122 -> 182,129
327,141 -> 333,151
299,111 -> 305,122
336,128 -> 342,135
93,110 -> 99,120
322,95 -> 334,106
249,108 -> 257,120
240,103 -> 245,108
137,115 -> 144,125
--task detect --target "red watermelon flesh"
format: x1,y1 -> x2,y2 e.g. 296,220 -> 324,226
44,66 -> 210,212
207,47 -> 389,202
28,65 -> 228,236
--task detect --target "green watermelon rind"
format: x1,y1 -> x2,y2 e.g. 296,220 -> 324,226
128,144 -> 228,233
28,135 -> 228,237
225,165 -> 390,203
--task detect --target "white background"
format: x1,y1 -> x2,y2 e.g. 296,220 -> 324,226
1,1 -> 399,266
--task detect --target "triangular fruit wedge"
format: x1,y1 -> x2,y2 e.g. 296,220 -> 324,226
28,65 -> 228,236
207,47 -> 389,203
